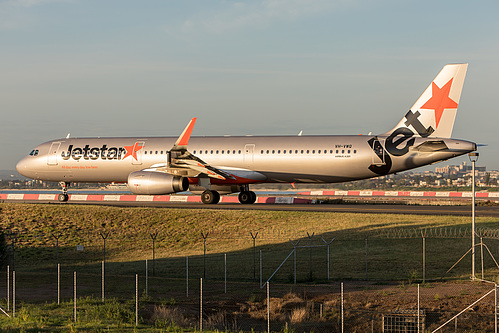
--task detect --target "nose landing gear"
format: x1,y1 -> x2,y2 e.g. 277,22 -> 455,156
58,181 -> 70,202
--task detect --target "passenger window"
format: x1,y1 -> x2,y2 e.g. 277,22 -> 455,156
301,150 -> 304,154
238,150 -> 241,154
354,150 -> 357,154
145,151 -> 147,154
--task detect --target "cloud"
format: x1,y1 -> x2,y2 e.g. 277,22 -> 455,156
177,0 -> 340,34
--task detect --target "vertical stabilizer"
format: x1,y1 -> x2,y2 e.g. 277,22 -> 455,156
385,63 -> 468,138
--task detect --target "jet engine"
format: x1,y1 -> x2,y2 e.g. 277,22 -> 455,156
127,171 -> 189,195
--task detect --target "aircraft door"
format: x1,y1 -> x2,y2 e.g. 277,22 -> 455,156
47,142 -> 61,166
132,141 -> 145,165
370,138 -> 387,166
244,144 -> 255,167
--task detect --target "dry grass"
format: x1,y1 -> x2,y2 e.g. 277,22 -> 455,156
290,307 -> 307,323
1,202 -> 498,281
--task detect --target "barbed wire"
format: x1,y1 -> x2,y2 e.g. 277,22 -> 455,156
372,227 -> 499,239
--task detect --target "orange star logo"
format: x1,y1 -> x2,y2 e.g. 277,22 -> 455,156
122,142 -> 144,161
420,78 -> 458,128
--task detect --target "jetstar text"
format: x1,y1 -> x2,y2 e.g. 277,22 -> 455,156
61,145 -> 126,161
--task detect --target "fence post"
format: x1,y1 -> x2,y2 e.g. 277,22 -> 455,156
150,232 -> 158,276
145,259 -> 148,298
365,237 -> 368,280
321,237 -> 335,280
495,283 -> 497,333
418,284 -> 420,333
100,231 -> 110,264
250,232 -> 259,280
260,250 -> 262,286
135,274 -> 138,326
294,246 -> 297,284
341,282 -> 344,333
201,232 -> 209,279
102,261 -> 105,302
422,236 -> 426,284
73,271 -> 76,322
481,237 -> 484,280
58,263 -> 60,305
52,233 -> 61,267
267,282 -> 270,333
12,270 -> 15,318
7,265 -> 9,312
186,256 -> 189,298
224,253 -> 227,294
307,232 -> 314,281
200,278 -> 203,332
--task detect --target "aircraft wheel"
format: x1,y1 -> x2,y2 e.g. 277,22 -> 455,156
249,191 -> 257,204
239,191 -> 256,204
58,193 -> 69,202
201,190 -> 220,204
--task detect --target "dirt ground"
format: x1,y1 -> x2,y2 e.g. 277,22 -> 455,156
138,280 -> 499,332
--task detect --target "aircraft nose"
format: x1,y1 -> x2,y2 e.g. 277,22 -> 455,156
16,157 -> 28,175
16,156 -> 36,178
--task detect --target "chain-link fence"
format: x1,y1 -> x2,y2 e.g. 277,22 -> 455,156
2,228 -> 499,331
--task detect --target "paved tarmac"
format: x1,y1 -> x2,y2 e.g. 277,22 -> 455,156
23,200 -> 499,217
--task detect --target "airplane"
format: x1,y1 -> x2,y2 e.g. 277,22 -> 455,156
16,63 -> 476,204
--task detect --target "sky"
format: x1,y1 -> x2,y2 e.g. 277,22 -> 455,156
1,0 -> 498,172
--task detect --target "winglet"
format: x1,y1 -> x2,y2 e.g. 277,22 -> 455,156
174,117 -> 197,149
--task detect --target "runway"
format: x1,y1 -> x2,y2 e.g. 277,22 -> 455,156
9,200 -> 498,217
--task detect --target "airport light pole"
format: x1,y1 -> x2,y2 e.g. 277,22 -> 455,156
469,152 -> 479,280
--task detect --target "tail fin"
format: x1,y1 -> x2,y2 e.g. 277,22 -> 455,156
385,63 -> 468,138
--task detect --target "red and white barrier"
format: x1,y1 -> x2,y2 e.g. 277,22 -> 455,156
0,193 -> 312,204
298,190 -> 499,199
1,190 -> 497,203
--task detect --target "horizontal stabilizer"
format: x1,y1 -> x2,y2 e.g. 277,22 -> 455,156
411,140 -> 448,152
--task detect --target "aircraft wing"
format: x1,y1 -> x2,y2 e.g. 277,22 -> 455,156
169,152 -> 235,180
149,117 -> 235,180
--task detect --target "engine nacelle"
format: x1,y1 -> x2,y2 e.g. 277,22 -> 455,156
127,171 -> 189,195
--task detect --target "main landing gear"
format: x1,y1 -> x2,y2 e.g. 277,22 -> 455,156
200,185 -> 257,205
201,190 -> 220,204
238,185 -> 256,204
58,181 -> 70,202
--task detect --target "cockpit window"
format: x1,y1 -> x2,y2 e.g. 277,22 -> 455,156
29,149 -> 39,156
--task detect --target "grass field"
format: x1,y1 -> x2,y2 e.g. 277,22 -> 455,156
0,202 -> 498,331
